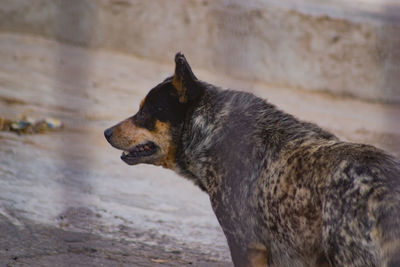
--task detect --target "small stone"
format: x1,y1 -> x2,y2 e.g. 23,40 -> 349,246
44,117 -> 63,129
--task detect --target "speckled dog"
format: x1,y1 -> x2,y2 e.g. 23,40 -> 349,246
105,53 -> 400,267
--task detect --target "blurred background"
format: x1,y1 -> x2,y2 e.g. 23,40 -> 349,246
0,0 -> 399,266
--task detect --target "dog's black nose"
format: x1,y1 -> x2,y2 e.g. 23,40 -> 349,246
104,128 -> 113,142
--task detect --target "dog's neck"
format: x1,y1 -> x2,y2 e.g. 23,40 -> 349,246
174,86 -> 267,192
173,86 -> 337,194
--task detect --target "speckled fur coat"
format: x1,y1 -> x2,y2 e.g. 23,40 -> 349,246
105,53 -> 400,267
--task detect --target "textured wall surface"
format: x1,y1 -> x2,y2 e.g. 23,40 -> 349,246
1,0 -> 399,103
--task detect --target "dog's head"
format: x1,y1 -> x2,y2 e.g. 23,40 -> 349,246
104,53 -> 202,169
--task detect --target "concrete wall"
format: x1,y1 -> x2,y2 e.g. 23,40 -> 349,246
1,0 -> 399,103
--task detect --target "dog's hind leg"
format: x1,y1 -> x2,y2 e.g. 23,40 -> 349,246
371,194 -> 400,267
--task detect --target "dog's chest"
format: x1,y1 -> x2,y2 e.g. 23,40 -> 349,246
209,172 -> 262,241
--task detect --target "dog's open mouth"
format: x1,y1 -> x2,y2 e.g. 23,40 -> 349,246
120,141 -> 159,164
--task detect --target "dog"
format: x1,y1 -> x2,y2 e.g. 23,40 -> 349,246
104,53 -> 400,267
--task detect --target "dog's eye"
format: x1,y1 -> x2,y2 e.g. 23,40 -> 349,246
136,108 -> 148,124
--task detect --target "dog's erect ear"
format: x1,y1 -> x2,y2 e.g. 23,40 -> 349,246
172,52 -> 200,103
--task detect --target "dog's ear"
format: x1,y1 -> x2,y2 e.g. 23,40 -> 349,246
172,52 -> 200,103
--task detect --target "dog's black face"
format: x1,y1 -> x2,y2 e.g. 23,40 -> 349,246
104,53 -> 202,169
139,79 -> 188,128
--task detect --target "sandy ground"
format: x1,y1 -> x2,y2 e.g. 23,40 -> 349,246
0,33 -> 399,266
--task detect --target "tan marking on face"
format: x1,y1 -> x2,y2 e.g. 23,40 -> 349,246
152,120 -> 176,169
111,118 -> 176,169
172,75 -> 187,103
139,98 -> 145,109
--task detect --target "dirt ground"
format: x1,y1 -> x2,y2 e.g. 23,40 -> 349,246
0,33 -> 399,266
0,216 -> 231,267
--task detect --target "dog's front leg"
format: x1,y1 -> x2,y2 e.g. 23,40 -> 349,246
246,243 -> 268,267
225,234 -> 268,267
